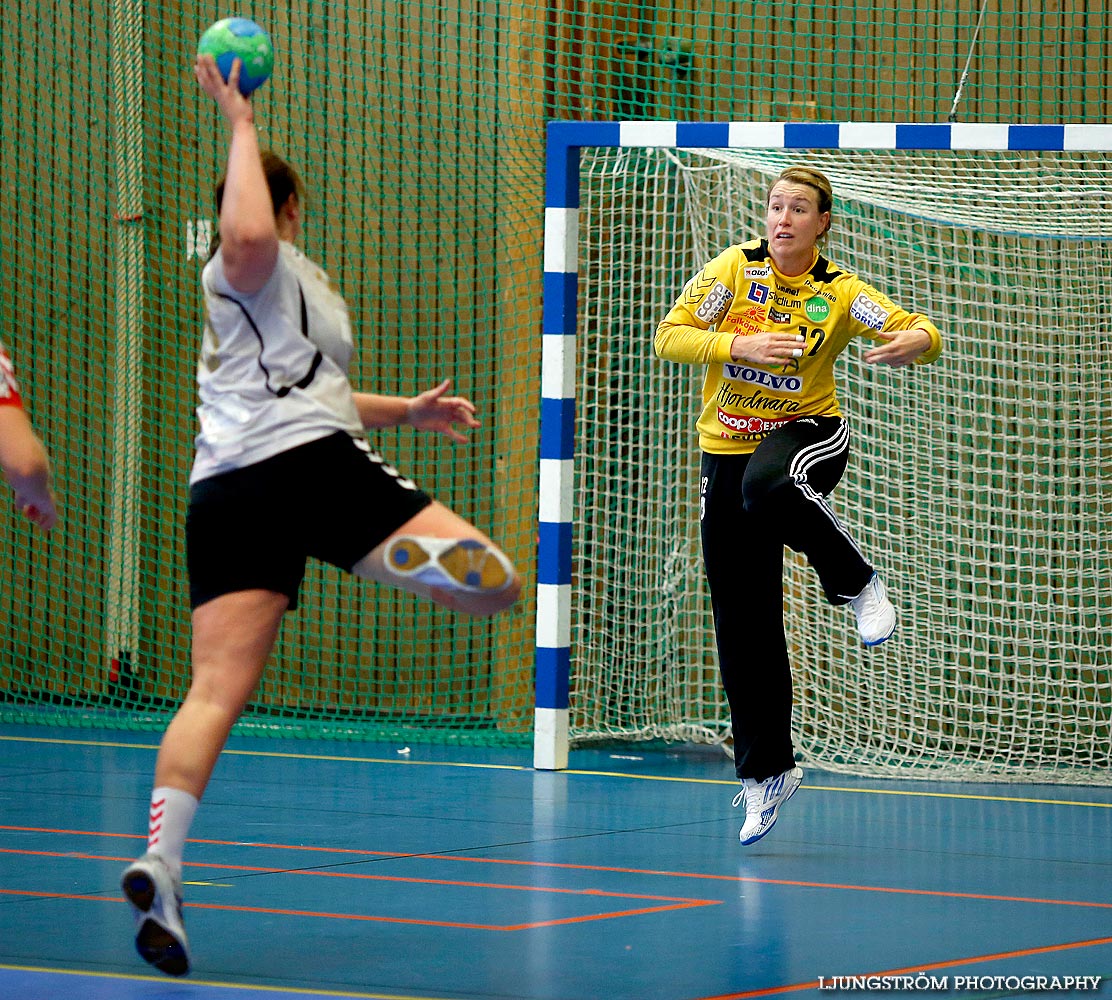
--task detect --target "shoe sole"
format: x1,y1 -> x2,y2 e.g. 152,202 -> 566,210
122,866 -> 190,977
134,918 -> 190,976
121,868 -> 155,910
862,624 -> 896,647
386,537 -> 511,593
739,775 -> 802,846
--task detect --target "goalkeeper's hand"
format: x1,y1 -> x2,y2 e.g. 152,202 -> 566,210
863,328 -> 933,366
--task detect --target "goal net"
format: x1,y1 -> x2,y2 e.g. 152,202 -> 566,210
568,143 -> 1112,785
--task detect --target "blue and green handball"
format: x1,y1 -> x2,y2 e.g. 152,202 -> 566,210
197,18 -> 274,95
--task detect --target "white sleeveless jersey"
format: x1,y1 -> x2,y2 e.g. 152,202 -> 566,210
192,241 -> 364,483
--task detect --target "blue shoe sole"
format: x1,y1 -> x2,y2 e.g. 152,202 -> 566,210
863,627 -> 896,647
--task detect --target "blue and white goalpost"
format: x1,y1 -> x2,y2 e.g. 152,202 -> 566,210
534,121 -> 1112,778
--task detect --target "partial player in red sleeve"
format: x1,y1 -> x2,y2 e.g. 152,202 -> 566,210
0,340 -> 58,531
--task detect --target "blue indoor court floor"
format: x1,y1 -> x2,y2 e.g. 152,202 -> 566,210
0,724 -> 1109,1000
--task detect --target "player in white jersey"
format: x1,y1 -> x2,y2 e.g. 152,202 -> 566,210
656,166 -> 941,847
121,55 -> 522,977
0,338 -> 57,531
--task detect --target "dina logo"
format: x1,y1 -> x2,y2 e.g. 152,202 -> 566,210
805,296 -> 830,322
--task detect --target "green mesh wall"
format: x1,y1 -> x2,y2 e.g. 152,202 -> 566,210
0,1 -> 1105,744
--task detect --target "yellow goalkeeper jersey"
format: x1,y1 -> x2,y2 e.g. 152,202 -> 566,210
654,239 -> 942,454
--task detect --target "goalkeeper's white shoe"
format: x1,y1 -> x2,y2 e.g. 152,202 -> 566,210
385,536 -> 514,594
121,853 -> 190,977
733,766 -> 803,846
849,573 -> 896,646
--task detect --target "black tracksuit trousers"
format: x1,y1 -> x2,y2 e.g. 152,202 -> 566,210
699,416 -> 874,781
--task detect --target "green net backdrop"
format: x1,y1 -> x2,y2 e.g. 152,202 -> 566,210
0,2 -> 1107,751
569,145 -> 1111,783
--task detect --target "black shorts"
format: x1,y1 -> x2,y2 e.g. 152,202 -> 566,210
186,431 -> 433,610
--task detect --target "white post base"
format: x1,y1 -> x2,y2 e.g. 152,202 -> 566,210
533,707 -> 569,770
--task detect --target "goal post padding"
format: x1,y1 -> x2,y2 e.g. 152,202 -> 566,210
536,121 -> 1112,784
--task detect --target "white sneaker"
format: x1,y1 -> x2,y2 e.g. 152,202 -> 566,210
121,853 -> 190,976
385,536 -> 514,593
733,766 -> 803,846
849,573 -> 896,646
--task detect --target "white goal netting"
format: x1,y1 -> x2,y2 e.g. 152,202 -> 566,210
569,144 -> 1112,785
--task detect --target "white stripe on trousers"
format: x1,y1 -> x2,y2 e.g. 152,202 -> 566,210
786,418 -> 866,561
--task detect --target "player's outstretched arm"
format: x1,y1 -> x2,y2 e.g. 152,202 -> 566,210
352,380 -> 480,444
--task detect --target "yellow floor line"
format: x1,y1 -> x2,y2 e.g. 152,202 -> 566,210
1,733 -> 1108,808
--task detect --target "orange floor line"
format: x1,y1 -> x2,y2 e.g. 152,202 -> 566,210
0,847 -> 719,905
0,888 -> 717,932
693,934 -> 1112,1000
2,827 -> 1108,912
500,899 -> 719,931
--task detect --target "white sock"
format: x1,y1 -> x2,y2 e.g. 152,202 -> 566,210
146,786 -> 198,880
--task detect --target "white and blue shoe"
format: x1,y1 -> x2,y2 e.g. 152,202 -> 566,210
850,573 -> 897,646
121,853 -> 190,976
733,766 -> 803,846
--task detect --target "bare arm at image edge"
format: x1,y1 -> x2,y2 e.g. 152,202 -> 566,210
0,405 -> 58,531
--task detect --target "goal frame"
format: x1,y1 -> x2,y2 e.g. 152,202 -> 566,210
534,120 -> 1112,771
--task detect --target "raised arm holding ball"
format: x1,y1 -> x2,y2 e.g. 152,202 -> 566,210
119,37 -> 522,978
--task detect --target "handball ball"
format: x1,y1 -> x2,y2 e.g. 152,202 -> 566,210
197,18 -> 274,96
